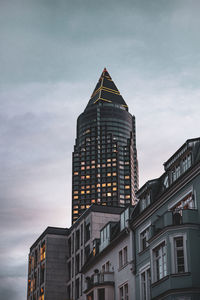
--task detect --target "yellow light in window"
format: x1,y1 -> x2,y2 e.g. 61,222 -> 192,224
86,166 -> 90,169
81,186 -> 85,189
91,199 -> 95,203
81,176 -> 85,179
74,172 -> 79,175
86,175 -> 90,179
112,172 -> 117,176
86,190 -> 90,194
113,187 -> 117,191
86,185 -> 90,189
73,210 -> 78,214
81,205 -> 85,209
107,183 -> 111,187
107,159 -> 111,162
81,191 -> 85,194
102,164 -> 106,167
125,195 -> 130,199
96,183 -> 101,187
86,205 -> 90,208
74,191 -> 78,194
125,175 -> 130,179
102,203 -> 106,206
81,166 -> 85,170
91,160 -> 95,164
92,165 -> 95,169
107,173 -> 111,176
113,163 -> 116,166
107,192 -> 112,196
97,164 -> 101,168
113,182 -> 117,186
102,183 -> 106,187
97,188 -> 101,192
74,196 -> 78,199
125,185 -> 130,189
112,158 -> 116,161
107,163 -> 111,167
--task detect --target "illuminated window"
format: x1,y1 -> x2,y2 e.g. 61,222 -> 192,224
86,205 -> 90,208
107,173 -> 111,177
107,192 -> 112,197
113,172 -> 117,176
97,164 -> 101,168
86,166 -> 90,169
74,191 -> 78,194
40,242 -> 46,261
107,183 -> 111,187
102,203 -> 106,206
113,187 -> 117,191
81,186 -> 85,189
102,164 -> 106,167
74,196 -> 78,199
113,182 -> 117,186
91,199 -> 96,203
86,175 -> 90,179
102,183 -> 106,187
107,159 -> 111,162
113,163 -> 116,166
81,205 -> 85,209
97,188 -> 101,192
112,158 -> 116,161
81,162 -> 85,165
86,190 -> 90,194
125,175 -> 130,179
86,185 -> 90,189
97,174 -> 100,178
91,165 -> 95,169
81,191 -> 85,194
97,183 -> 101,187
81,166 -> 85,170
125,161 -> 129,165
107,163 -> 111,167
81,176 -> 85,179
73,210 -> 78,214
91,160 -> 95,164
125,195 -> 130,199
74,172 -> 79,175
125,185 -> 130,189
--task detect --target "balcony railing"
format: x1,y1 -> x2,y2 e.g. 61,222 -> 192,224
85,272 -> 114,292
150,209 -> 199,238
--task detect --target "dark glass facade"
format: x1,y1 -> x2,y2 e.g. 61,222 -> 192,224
72,69 -> 138,223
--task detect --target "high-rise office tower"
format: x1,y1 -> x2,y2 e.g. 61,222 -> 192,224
72,69 -> 138,223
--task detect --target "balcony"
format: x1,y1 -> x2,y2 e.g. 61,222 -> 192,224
150,209 -> 199,239
85,272 -> 114,293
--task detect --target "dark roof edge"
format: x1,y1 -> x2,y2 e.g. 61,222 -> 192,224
163,137 -> 200,167
30,226 -> 69,251
70,204 -> 124,232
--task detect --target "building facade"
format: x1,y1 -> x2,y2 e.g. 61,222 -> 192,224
72,68 -> 138,223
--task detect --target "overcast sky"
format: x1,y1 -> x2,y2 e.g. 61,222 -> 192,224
0,0 -> 200,299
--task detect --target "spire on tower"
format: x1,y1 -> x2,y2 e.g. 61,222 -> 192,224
86,68 -> 128,109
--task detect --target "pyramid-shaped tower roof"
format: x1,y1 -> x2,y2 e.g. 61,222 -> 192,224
86,68 -> 128,109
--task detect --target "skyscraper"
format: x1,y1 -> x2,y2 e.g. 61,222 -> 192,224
72,68 -> 138,223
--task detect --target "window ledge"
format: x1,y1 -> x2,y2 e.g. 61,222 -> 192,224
171,272 -> 190,277
138,246 -> 150,256
118,261 -> 129,271
152,275 -> 169,287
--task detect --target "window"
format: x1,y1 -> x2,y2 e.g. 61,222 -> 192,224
119,246 -> 128,268
170,235 -> 188,274
140,226 -> 150,252
140,267 -> 151,300
152,242 -> 167,282
119,283 -> 128,300
182,154 -> 191,172
98,288 -> 105,300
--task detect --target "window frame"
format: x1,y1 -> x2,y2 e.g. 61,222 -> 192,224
151,239 -> 167,283
169,233 -> 188,274
139,263 -> 151,300
138,222 -> 151,252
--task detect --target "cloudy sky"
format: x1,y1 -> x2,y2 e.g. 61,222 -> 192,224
0,0 -> 200,298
